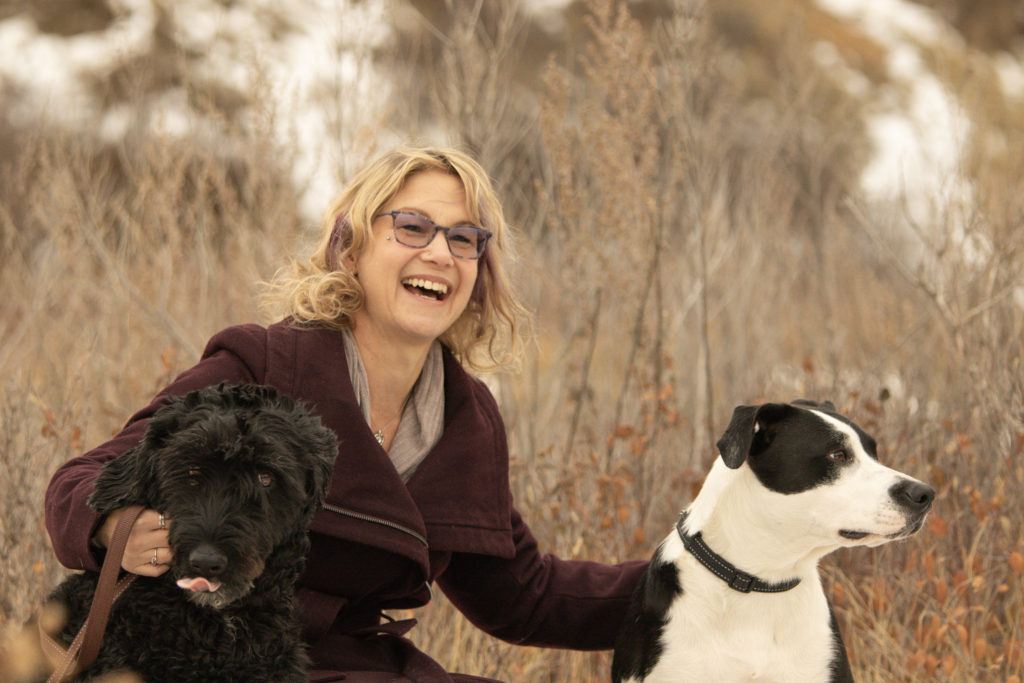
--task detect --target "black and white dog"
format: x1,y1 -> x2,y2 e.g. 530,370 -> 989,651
612,400 -> 934,683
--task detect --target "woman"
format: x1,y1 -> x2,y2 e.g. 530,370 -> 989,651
45,146 -> 646,682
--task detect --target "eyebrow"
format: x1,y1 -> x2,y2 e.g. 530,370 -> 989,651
392,206 -> 479,228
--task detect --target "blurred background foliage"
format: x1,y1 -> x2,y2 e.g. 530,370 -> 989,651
1,0 -> 1022,681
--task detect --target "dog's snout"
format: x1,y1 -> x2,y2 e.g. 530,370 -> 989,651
188,544 -> 228,577
890,479 -> 935,513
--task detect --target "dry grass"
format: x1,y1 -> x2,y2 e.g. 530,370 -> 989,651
2,1 -> 1022,681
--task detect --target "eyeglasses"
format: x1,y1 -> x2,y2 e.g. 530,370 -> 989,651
376,211 -> 492,260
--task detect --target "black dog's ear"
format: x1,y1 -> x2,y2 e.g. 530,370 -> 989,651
716,403 -> 792,469
87,444 -> 160,514
304,428 -> 339,515
142,398 -> 190,450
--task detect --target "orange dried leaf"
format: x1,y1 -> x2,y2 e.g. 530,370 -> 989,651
972,637 -> 987,660
927,514 -> 948,538
613,425 -> 635,439
922,552 -> 936,578
832,583 -> 846,607
160,346 -> 178,371
940,655 -> 955,675
632,527 -> 645,545
1009,551 -> 1024,574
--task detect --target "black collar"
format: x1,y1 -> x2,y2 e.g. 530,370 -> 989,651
675,512 -> 801,594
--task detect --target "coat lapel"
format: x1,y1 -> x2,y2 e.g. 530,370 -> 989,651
277,323 -> 513,562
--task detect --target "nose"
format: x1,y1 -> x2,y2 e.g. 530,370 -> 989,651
890,479 -> 935,513
420,231 -> 455,264
188,544 -> 227,577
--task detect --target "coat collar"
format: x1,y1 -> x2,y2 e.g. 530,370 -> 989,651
273,322 -> 514,563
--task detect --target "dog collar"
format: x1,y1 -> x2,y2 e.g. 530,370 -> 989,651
675,512 -> 801,594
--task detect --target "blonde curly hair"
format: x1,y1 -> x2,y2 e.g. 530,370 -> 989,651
261,146 -> 530,371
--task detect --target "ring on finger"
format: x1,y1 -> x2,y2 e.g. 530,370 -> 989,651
150,549 -> 159,566
158,513 -> 166,530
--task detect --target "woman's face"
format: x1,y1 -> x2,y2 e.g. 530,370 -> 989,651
349,170 -> 479,349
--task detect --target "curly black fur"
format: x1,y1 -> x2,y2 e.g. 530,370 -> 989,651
44,384 -> 338,682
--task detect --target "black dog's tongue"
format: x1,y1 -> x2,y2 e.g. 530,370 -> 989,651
177,577 -> 222,593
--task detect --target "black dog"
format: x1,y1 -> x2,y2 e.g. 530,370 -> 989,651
43,384 -> 337,682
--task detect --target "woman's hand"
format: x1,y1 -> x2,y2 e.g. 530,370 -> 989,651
93,507 -> 174,577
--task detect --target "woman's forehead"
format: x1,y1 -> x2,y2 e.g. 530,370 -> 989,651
386,170 -> 479,224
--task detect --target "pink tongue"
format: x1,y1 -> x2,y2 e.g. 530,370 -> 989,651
176,577 -> 222,593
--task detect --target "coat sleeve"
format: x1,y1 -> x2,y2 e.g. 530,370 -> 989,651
438,507 -> 647,650
436,380 -> 647,650
44,324 -> 270,572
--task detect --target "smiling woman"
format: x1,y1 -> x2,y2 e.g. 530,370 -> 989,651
43,145 -> 648,683
264,146 -> 527,373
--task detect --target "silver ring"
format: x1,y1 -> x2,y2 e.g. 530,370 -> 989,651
158,513 -> 166,530
150,550 -> 159,566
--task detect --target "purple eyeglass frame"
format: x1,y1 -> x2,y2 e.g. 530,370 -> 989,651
375,210 -> 492,260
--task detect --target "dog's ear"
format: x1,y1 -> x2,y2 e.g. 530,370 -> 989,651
716,403 -> 792,469
87,444 -> 160,514
791,398 -> 837,412
303,427 -> 339,515
142,397 -> 192,450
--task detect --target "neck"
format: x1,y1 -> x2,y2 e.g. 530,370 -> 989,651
349,318 -> 431,423
684,462 -> 830,583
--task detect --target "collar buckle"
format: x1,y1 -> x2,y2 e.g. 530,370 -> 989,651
729,572 -> 754,593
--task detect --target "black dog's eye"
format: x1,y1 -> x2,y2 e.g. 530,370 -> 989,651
827,449 -> 850,464
187,467 -> 201,486
257,472 -> 274,488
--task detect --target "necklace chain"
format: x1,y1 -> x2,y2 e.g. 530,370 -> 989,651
371,395 -> 410,448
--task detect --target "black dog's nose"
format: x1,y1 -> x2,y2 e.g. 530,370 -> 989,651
890,480 -> 935,513
188,544 -> 228,577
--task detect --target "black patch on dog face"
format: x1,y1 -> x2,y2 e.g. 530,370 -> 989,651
746,405 -> 867,495
612,546 -> 683,682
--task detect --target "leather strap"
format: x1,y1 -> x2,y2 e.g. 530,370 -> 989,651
675,512 -> 801,594
41,504 -> 144,682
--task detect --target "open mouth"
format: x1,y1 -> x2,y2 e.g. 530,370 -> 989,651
402,277 -> 449,302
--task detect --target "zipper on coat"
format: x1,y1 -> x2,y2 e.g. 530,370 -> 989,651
323,503 -> 429,547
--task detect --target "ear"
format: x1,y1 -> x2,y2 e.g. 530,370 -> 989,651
715,403 -> 792,469
791,398 -> 836,412
326,215 -> 353,271
303,427 -> 339,516
87,444 -> 160,514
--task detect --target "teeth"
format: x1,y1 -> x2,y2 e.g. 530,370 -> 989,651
402,278 -> 449,295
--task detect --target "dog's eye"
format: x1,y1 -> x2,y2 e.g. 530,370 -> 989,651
257,472 -> 274,488
187,467 -> 201,485
827,449 -> 850,463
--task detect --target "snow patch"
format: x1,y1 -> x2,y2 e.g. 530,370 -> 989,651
816,0 -> 972,225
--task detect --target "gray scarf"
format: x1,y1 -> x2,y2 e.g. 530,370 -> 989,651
341,327 -> 445,481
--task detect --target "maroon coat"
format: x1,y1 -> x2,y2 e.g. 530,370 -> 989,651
45,321 -> 646,682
